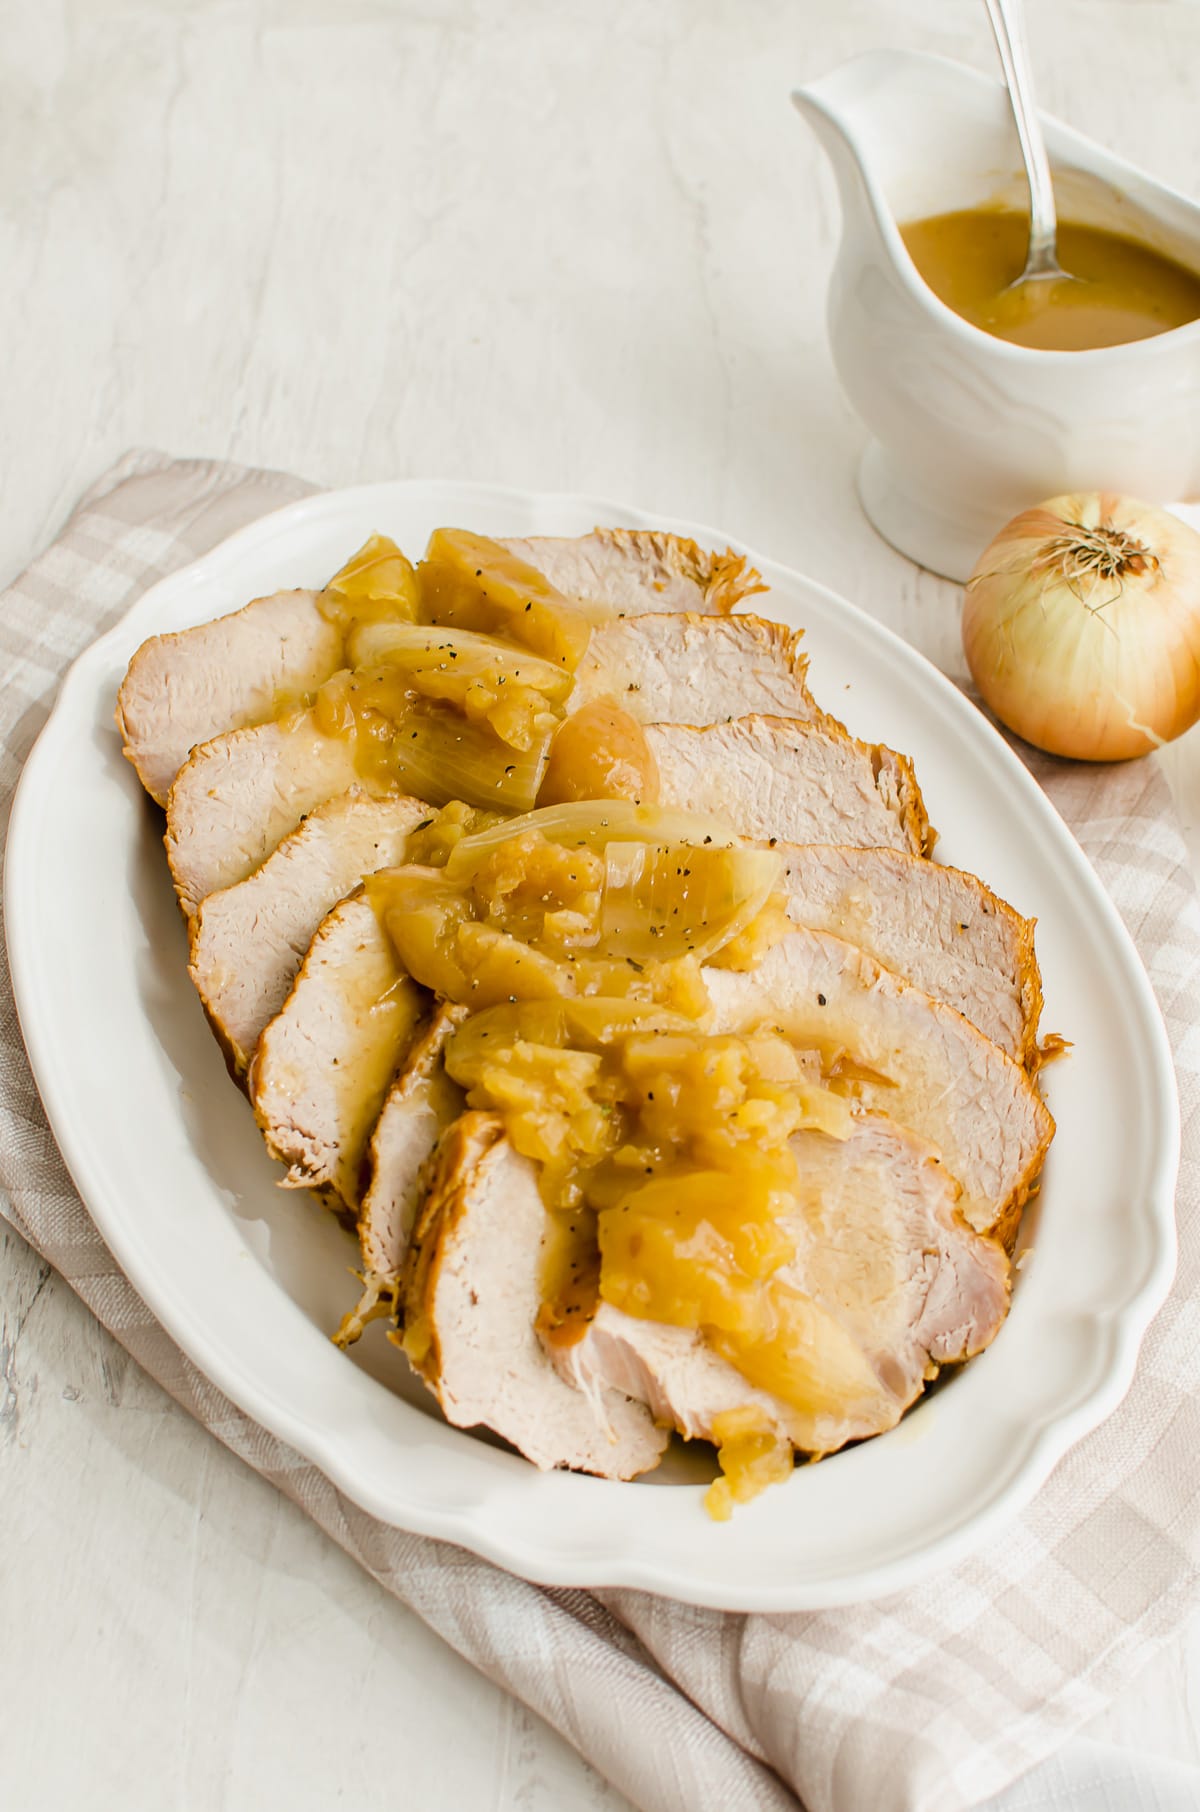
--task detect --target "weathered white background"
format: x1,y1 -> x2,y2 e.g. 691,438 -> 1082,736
4,1 -> 1200,1807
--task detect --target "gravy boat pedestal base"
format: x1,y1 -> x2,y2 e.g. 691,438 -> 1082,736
858,441 -> 1007,581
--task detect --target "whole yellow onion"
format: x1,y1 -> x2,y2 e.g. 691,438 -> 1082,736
962,493 -> 1200,761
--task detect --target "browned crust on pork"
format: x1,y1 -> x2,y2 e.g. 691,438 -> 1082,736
362,1003 -> 470,1229
1013,912 -> 1047,1071
400,1113 -> 505,1390
649,714 -> 934,858
351,1002 -> 469,1307
193,975 -> 251,1092
332,1014 -> 471,1351
246,890 -> 426,1212
981,877 -> 1044,1072
1034,1030 -> 1071,1069
591,528 -> 767,614
765,618 -> 806,679
880,956 -> 1053,1251
913,859 -> 1045,1073
892,748 -> 934,857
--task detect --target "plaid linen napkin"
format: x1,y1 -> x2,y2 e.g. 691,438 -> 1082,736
3,450 -> 1199,1812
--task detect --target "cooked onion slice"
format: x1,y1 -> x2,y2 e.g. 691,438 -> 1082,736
346,621 -> 573,706
443,800 -> 737,883
599,841 -> 780,964
344,622 -> 570,752
385,709 -> 553,813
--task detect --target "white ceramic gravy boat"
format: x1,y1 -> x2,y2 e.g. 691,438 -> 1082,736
793,50 -> 1200,581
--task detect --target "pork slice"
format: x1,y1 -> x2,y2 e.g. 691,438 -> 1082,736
570,612 -> 818,726
188,790 -> 431,1078
120,532 -> 759,808
705,929 -> 1053,1245
547,1113 -> 1010,1456
402,1112 -> 668,1478
647,717 -> 932,855
335,1003 -> 468,1348
776,844 -> 1043,1064
501,528 -> 765,617
117,590 -> 342,806
164,694 -> 868,928
248,892 -> 427,1212
360,1004 -> 468,1281
166,716 -> 369,918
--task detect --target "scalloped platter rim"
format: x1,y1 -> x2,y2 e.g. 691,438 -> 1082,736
5,479 -> 1179,1611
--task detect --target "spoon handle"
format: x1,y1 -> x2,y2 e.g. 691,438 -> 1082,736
983,0 -> 1060,276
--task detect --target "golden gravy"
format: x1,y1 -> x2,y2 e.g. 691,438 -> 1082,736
901,208 -> 1200,350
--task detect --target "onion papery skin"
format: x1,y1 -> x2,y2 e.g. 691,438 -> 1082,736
962,493 -> 1200,762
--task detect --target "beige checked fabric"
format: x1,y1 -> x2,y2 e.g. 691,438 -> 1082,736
2,452 -> 1198,1812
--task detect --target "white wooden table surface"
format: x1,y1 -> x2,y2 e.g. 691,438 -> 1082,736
4,3 -> 1200,1807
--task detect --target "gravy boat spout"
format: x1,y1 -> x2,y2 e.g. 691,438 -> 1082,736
793,50 -> 1200,581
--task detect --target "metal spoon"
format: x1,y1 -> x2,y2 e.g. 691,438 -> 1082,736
983,0 -> 1069,285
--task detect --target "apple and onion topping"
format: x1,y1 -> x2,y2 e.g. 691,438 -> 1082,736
301,529 -> 656,811
368,802 -> 868,1513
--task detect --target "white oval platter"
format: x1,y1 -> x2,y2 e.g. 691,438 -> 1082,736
5,479 -> 1179,1611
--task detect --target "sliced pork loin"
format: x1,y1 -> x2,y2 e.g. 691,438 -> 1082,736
647,716 -> 932,856
401,1113 -> 668,1479
569,613 -> 816,726
360,1004 -> 467,1280
546,1113 -> 1010,1457
169,704 -> 931,922
776,844 -> 1042,1065
705,929 -> 1053,1246
186,803 -> 1039,1084
164,617 -> 814,916
502,528 -> 764,617
166,718 -> 367,918
162,616 -> 819,920
117,590 -> 342,805
248,892 -> 428,1213
335,1004 -> 467,1348
149,613 -> 801,857
120,533 -> 764,807
189,791 -> 430,1077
